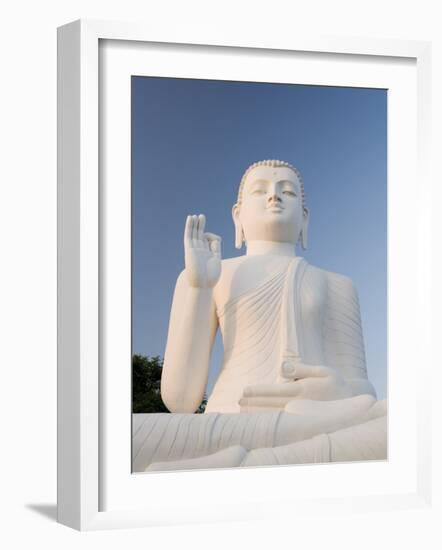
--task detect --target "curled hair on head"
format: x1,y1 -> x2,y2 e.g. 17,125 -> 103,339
236,159 -> 306,210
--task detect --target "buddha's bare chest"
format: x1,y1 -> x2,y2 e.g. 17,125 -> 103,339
213,256 -> 291,308
213,256 -> 327,330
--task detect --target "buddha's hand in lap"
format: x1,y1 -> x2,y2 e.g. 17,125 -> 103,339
243,363 -> 355,402
184,214 -> 222,288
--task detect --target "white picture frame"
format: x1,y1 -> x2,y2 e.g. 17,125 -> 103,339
57,19 -> 433,531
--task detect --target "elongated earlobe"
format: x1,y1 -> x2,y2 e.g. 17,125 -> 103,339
235,222 -> 244,249
232,204 -> 244,249
300,207 -> 309,250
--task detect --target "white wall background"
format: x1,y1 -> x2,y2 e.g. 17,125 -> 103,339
0,1 -> 441,548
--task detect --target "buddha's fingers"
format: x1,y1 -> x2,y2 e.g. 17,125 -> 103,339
205,232 -> 221,257
243,382 -> 302,398
198,213 -> 205,235
191,214 -> 200,245
184,215 -> 193,246
198,214 -> 208,249
292,364 -> 333,379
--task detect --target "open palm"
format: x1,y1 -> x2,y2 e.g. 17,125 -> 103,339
184,214 -> 221,289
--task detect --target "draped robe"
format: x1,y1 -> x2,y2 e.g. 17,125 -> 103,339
131,257 -> 385,472
206,256 -> 368,413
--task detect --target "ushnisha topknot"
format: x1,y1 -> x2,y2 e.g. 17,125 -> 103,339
236,159 -> 306,210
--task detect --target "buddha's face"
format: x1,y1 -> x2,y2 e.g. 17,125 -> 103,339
233,165 -> 308,245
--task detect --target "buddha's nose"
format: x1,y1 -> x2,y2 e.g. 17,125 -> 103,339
268,192 -> 282,203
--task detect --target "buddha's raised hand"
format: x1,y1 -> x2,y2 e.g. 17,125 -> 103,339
184,214 -> 222,288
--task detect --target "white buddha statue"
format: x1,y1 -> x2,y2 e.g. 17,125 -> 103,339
132,160 -> 387,472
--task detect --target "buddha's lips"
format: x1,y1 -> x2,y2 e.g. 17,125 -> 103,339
267,204 -> 284,211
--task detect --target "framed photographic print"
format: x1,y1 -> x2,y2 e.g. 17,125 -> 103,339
130,75 -> 389,473
57,19 -> 432,530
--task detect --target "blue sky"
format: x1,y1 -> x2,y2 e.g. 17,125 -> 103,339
132,76 -> 387,399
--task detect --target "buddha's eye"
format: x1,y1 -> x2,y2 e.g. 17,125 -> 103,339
283,190 -> 296,196
251,189 -> 265,195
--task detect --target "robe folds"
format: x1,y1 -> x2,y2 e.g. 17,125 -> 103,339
206,258 -> 368,413
132,397 -> 387,472
132,258 -> 386,472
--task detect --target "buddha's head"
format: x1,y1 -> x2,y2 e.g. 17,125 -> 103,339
232,160 -> 309,250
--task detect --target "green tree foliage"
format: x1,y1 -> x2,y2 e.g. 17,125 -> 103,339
132,354 -> 207,414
